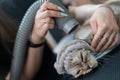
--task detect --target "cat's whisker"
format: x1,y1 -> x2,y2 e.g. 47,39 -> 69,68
101,56 -> 112,62
98,57 -> 112,63
101,53 -> 120,59
102,54 -> 114,58
102,57 -> 112,62
108,54 -> 120,58
98,62 -> 103,66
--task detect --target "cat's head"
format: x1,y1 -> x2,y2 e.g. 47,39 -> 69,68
65,48 -> 98,78
54,40 -> 98,78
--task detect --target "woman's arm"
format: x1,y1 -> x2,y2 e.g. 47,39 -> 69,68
21,2 -> 67,80
68,4 -> 102,21
6,1 -> 67,80
21,45 -> 44,80
6,42 -> 44,80
69,0 -> 120,23
5,1 -> 66,80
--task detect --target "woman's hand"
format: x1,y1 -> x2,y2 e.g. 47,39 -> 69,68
31,1 -> 68,44
69,5 -> 119,52
90,7 -> 119,52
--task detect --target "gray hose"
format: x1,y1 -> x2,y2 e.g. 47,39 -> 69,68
10,0 -> 46,80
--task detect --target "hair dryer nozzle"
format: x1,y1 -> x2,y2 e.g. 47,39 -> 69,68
48,0 -> 79,33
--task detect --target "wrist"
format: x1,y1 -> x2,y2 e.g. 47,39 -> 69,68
27,33 -> 46,48
28,34 -> 46,48
30,33 -> 45,44
104,4 -> 120,27
28,39 -> 45,48
95,5 -> 114,14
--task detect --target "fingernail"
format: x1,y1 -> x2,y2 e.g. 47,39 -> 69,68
58,6 -> 65,12
60,13 -> 68,17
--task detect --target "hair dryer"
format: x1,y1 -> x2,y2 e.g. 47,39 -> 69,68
48,0 -> 79,33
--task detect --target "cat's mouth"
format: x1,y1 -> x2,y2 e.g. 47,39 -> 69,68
54,39 -> 98,78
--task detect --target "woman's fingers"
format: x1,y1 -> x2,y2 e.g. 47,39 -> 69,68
31,1 -> 68,43
95,30 -> 112,52
92,30 -> 119,53
38,10 -> 68,19
41,23 -> 53,34
32,17 -> 55,39
91,33 -> 102,49
39,17 -> 54,30
35,1 -> 68,21
109,33 -> 119,49
101,33 -> 115,52
42,17 -> 55,29
34,17 -> 54,28
40,1 -> 65,12
37,10 -> 68,19
42,17 -> 54,25
91,28 -> 106,49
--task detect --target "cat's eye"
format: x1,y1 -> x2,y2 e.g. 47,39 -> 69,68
76,70 -> 80,74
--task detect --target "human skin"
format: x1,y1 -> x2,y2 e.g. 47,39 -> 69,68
62,0 -> 108,6
62,0 -> 92,6
90,7 -> 119,52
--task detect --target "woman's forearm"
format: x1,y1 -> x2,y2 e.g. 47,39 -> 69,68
69,0 -> 120,23
21,46 -> 44,80
69,4 -> 102,21
5,46 -> 44,80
